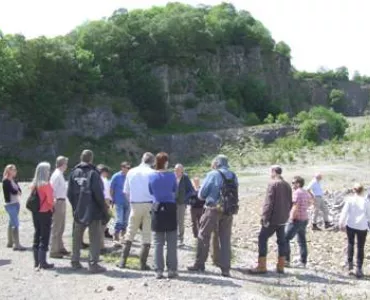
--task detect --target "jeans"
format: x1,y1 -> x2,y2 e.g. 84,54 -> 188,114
153,230 -> 178,272
5,202 -> 20,228
258,224 -> 286,257
346,226 -> 367,269
285,220 -> 308,264
114,201 -> 130,233
32,211 -> 53,251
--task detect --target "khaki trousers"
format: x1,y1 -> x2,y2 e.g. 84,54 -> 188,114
50,199 -> 66,254
125,203 -> 152,244
177,204 -> 186,242
312,196 -> 330,223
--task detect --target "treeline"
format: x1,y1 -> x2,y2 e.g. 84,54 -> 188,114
0,2 -> 292,133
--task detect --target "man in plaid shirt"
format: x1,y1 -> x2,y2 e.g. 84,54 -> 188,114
285,176 -> 313,268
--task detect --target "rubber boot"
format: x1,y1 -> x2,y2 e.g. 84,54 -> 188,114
6,226 -> 13,248
248,257 -> 267,274
140,244 -> 151,271
38,250 -> 54,269
117,241 -> 132,268
33,248 -> 39,268
356,267 -> 364,279
276,257 -> 285,274
113,232 -> 122,248
12,228 -> 26,251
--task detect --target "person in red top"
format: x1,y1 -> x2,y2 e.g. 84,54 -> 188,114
285,176 -> 313,268
31,162 -> 54,269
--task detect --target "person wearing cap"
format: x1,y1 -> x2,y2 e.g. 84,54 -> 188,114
306,173 -> 333,231
339,183 -> 370,278
187,154 -> 238,277
248,165 -> 292,275
50,156 -> 69,258
110,162 -> 131,247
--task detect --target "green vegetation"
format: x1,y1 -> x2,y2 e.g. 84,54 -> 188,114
329,89 -> 346,112
294,66 -> 350,84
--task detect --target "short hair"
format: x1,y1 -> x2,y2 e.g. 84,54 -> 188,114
155,152 -> 169,170
212,154 -> 229,169
81,149 -> 94,164
56,156 -> 68,168
271,165 -> 282,175
141,152 -> 155,166
353,183 -> 364,195
174,163 -> 184,170
97,164 -> 110,173
120,161 -> 131,169
293,176 -> 305,188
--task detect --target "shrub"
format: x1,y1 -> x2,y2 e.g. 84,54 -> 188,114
299,119 -> 320,143
225,99 -> 240,116
244,112 -> 261,126
275,113 -> 290,125
263,113 -> 275,124
293,111 -> 309,124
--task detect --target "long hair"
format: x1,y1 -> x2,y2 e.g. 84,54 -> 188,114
3,164 -> 16,180
32,162 -> 51,187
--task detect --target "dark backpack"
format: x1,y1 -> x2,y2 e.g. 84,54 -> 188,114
218,170 -> 239,215
26,189 -> 41,213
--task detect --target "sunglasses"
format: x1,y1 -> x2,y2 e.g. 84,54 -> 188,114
291,182 -> 298,185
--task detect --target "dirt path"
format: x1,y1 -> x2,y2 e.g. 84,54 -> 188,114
2,163 -> 370,300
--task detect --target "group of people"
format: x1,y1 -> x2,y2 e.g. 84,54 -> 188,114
2,151 -> 370,279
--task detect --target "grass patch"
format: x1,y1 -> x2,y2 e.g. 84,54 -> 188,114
102,252 -> 140,268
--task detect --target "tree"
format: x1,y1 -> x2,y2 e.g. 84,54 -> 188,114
329,89 -> 346,112
275,41 -> 291,58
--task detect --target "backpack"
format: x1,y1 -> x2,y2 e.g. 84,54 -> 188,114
26,189 -> 41,213
218,170 -> 239,215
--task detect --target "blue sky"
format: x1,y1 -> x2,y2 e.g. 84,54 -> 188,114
1,0 -> 369,76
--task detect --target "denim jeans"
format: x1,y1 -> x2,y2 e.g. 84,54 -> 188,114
114,201 -> 130,233
285,220 -> 308,264
346,226 -> 367,269
258,224 -> 286,257
5,202 -> 20,228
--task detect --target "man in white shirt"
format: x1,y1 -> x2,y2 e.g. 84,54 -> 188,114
306,173 -> 333,231
50,156 -> 69,258
118,152 -> 155,271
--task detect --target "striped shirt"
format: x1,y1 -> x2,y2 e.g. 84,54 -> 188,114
291,188 -> 311,221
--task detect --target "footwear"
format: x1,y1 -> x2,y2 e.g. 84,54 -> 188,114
356,268 -> 364,279
38,250 -> 54,269
248,257 -> 267,274
168,270 -> 178,279
178,240 -> 185,247
104,228 -> 113,239
140,244 -> 151,271
33,248 -> 39,268
59,249 -> 70,256
81,242 -> 89,249
117,241 -> 132,268
100,248 -> 108,255
312,224 -> 322,231
71,261 -> 83,270
187,264 -> 205,272
88,263 -> 107,274
276,257 -> 285,274
285,260 -> 291,268
221,269 -> 231,277
156,271 -> 164,279
113,232 -> 122,248
325,222 -> 334,229
50,252 -> 64,259
348,262 -> 354,276
6,226 -> 13,248
296,262 -> 307,269
12,228 -> 26,251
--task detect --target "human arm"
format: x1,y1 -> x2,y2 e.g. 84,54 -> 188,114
184,175 -> 195,204
262,183 -> 275,226
198,172 -> 214,201
109,175 -> 117,200
90,171 -> 107,212
123,175 -> 130,201
338,200 -> 350,231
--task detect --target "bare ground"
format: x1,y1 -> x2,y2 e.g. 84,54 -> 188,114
1,161 -> 370,300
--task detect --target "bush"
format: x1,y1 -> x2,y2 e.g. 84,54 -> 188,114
225,99 -> 240,116
309,106 -> 348,138
275,113 -> 290,125
263,113 -> 275,124
244,112 -> 261,126
299,119 -> 320,143
293,111 -> 309,124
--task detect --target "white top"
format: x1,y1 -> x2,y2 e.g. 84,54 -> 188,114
339,195 -> 370,231
101,176 -> 112,200
306,179 -> 324,197
123,163 -> 155,203
50,168 -> 67,199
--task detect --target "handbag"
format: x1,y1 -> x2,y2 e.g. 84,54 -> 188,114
26,189 -> 40,213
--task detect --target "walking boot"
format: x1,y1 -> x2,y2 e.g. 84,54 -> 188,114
140,244 -> 151,271
187,263 -> 205,272
348,262 -> 354,276
38,250 -> 54,269
356,267 -> 364,279
113,232 -> 122,248
276,257 -> 285,274
104,228 -> 113,239
117,240 -> 132,268
88,263 -> 107,274
6,226 -> 13,248
33,248 -> 39,269
12,228 -> 26,251
324,222 -> 334,229
247,257 -> 267,275
312,224 -> 322,231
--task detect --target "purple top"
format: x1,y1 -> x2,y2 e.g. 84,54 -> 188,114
148,171 -> 177,203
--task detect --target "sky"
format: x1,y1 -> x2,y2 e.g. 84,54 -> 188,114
0,0 -> 369,76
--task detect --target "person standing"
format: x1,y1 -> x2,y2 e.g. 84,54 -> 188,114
110,162 -> 131,247
68,150 -> 108,273
339,183 -> 370,278
174,164 -> 194,247
149,152 -> 178,279
285,176 -> 313,268
306,173 -> 333,230
189,177 -> 205,239
188,155 -> 238,277
50,156 -> 69,258
118,152 -> 155,271
248,165 -> 292,275
2,164 -> 26,251
31,162 -> 55,269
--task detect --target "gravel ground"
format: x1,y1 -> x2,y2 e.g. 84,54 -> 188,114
2,162 -> 370,300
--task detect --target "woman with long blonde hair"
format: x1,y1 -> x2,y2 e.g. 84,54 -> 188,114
30,162 -> 55,269
2,164 -> 26,250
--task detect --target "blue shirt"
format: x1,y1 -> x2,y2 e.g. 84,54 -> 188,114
199,168 -> 238,205
149,171 -> 177,203
306,179 -> 324,197
110,171 -> 126,205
